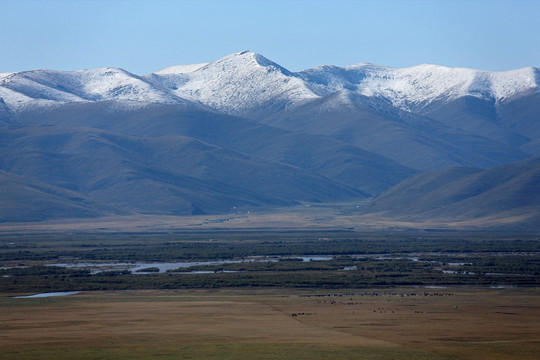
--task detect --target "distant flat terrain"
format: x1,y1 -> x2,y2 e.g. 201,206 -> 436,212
0,202 -> 537,234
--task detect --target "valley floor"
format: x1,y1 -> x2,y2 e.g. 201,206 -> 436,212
1,227 -> 539,359
1,287 -> 539,360
0,202 -> 537,234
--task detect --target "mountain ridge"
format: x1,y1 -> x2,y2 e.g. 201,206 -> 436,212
1,51 -> 539,227
2,51 -> 538,115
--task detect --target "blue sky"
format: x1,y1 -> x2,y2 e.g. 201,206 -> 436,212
1,0 -> 539,74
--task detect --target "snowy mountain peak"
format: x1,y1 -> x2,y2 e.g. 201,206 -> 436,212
208,51 -> 293,76
147,51 -> 318,115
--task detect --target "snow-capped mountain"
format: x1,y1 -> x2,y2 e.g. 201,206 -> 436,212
1,50 -> 538,115
146,51 -> 540,115
1,51 -> 539,225
0,67 -> 185,111
145,51 -> 319,116
299,63 -> 539,112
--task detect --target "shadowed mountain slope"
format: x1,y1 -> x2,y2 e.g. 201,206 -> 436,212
0,125 -> 368,219
364,154 -> 540,222
263,90 -> 528,171
10,102 -> 415,195
0,170 -> 117,222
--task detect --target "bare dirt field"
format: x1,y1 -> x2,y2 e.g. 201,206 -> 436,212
1,287 -> 539,360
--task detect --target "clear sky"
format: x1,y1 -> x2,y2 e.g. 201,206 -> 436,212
1,0 -> 539,74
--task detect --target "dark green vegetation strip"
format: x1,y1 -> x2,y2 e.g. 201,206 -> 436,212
1,232 -> 539,293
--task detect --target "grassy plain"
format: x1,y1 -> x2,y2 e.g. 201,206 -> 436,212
1,287 -> 539,360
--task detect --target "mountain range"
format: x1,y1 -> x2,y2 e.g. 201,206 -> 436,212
1,51 -> 539,228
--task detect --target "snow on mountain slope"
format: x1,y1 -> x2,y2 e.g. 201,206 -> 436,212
145,63 -> 211,95
0,83 -> 62,110
1,52 -> 538,115
299,63 -> 539,111
0,68 -> 183,111
75,68 -> 178,103
154,63 -> 210,75
0,70 -> 87,105
0,72 -> 14,80
147,51 -> 320,115
489,67 -> 539,100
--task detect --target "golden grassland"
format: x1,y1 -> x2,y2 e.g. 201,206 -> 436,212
1,287 -> 539,359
